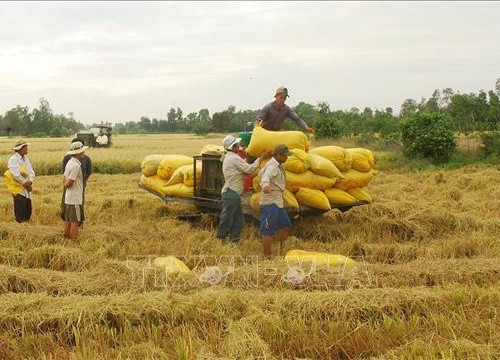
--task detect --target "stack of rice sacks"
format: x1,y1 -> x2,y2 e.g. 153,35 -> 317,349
247,125 -> 376,213
140,153 -> 202,197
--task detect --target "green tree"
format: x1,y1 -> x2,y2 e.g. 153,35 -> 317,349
30,98 -> 53,135
401,112 -> 456,162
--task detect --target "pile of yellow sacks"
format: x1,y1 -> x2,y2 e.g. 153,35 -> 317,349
248,126 -> 377,213
139,126 -> 376,212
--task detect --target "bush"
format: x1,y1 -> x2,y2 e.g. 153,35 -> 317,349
479,131 -> 500,156
401,112 -> 456,162
314,117 -> 341,139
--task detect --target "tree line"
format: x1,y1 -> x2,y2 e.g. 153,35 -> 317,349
1,79 -> 499,139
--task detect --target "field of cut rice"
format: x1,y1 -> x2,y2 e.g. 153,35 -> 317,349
1,134 -> 499,359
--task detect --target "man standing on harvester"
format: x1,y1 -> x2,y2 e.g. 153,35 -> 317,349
217,135 -> 271,243
255,86 -> 315,134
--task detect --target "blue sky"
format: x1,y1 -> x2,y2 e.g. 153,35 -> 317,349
1,1 -> 499,124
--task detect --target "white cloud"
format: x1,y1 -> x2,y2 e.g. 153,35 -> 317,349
0,1 -> 499,124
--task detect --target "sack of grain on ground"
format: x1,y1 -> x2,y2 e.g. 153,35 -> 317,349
285,249 -> 356,267
156,155 -> 193,180
152,256 -> 193,277
334,169 -> 377,191
294,188 -> 331,211
346,148 -> 375,173
246,125 -> 310,158
324,188 -> 357,205
308,146 -> 352,172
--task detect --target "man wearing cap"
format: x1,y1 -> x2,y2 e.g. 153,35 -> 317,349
62,138 -> 92,227
255,87 -> 314,134
6,139 -> 35,222
217,135 -> 271,243
259,144 -> 294,258
62,141 -> 89,240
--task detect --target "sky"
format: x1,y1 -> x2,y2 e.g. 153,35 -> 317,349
1,1 -> 499,125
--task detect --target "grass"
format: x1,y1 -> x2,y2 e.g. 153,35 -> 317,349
0,134 -> 499,358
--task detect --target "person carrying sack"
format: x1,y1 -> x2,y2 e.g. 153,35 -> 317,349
4,139 -> 35,223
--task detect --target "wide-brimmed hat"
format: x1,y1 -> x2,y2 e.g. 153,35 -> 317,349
222,135 -> 242,150
12,139 -> 29,151
67,141 -> 89,155
274,86 -> 290,98
274,144 -> 294,157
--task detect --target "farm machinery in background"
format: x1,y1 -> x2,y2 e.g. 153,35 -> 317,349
76,123 -> 113,148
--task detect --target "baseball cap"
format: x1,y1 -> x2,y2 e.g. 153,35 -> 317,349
222,135 -> 242,150
274,86 -> 290,98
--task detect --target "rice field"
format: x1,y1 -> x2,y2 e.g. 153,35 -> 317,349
1,134 -> 499,359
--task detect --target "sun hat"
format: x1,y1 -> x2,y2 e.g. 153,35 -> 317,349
12,139 -> 30,151
274,86 -> 290,98
222,135 -> 242,150
67,141 -> 89,155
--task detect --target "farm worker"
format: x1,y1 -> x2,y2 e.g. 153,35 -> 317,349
246,86 -> 314,164
254,86 -> 314,134
217,135 -> 272,243
259,144 -> 295,258
62,141 -> 89,241
62,138 -> 92,227
95,131 -> 109,147
5,139 -> 35,222
62,138 -> 92,187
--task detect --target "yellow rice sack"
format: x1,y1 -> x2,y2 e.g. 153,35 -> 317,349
140,174 -> 168,195
4,165 -> 28,195
348,148 -> 374,168
152,256 -> 193,276
308,146 -> 352,172
284,189 -> 299,209
182,162 -> 202,187
250,192 -> 261,213
346,148 -> 374,172
282,148 -> 309,173
199,144 -> 224,154
285,249 -> 356,267
162,183 -> 194,197
250,189 -> 299,212
294,188 -> 331,211
165,162 -> 202,187
324,188 -> 357,205
334,169 -> 376,191
246,125 -> 310,157
141,154 -> 171,177
157,155 -> 193,180
346,187 -> 373,203
285,170 -> 336,191
307,153 -> 344,179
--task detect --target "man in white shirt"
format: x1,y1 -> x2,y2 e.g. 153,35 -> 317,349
62,141 -> 89,240
95,132 -> 108,147
6,139 -> 35,222
216,135 -> 271,243
260,144 -> 294,258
